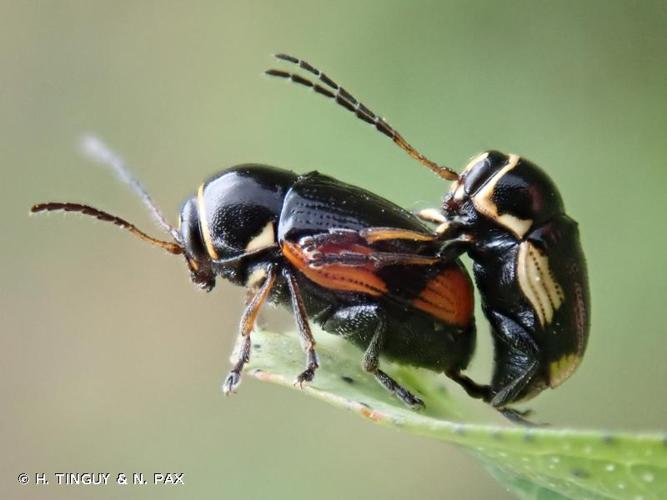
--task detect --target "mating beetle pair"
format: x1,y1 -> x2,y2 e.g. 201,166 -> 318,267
32,54 -> 589,423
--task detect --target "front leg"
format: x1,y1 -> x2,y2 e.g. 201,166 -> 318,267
222,266 -> 276,395
283,268 -> 320,386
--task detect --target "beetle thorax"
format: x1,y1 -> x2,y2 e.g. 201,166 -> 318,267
444,151 -> 565,242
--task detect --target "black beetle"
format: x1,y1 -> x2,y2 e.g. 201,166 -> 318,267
32,135 -> 476,410
267,54 -> 590,420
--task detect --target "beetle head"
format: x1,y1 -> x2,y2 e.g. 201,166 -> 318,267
179,197 -> 216,292
442,151 -> 566,240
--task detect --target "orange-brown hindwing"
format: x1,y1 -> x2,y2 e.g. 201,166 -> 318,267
412,266 -> 474,327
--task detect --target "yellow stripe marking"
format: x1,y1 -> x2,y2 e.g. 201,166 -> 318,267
517,241 -> 565,327
473,154 -> 533,239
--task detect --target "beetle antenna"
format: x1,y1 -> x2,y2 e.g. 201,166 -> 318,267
266,54 -> 459,181
30,202 -> 183,255
79,134 -> 183,243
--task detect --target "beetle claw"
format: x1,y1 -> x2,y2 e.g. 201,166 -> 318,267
222,371 -> 241,395
293,367 -> 317,389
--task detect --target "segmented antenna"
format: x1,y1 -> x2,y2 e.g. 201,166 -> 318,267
31,202 -> 183,255
266,54 -> 459,181
79,134 -> 182,243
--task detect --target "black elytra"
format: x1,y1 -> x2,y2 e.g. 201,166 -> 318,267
267,54 -> 590,423
32,141 -> 477,412
442,151 -> 590,408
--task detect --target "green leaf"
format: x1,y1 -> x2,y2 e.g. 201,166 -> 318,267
240,329 -> 667,500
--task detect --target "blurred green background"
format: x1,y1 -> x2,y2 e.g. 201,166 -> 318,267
3,1 -> 666,499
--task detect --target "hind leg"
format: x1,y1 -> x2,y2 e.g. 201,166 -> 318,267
485,309 -> 541,408
321,304 -> 424,409
446,369 -> 539,426
481,309 -> 544,425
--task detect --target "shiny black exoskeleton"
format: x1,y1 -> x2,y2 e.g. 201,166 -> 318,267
267,53 -> 590,421
33,140 -> 476,410
436,151 -> 590,409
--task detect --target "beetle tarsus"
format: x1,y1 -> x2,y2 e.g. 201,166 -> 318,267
294,349 -> 319,388
498,407 -> 546,427
294,367 -> 317,388
446,370 -> 492,401
446,369 -> 544,425
222,370 -> 242,395
373,369 -> 425,409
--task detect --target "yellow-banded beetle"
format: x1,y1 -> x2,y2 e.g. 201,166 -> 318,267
267,54 -> 590,422
32,136 -> 476,409
439,151 -> 589,410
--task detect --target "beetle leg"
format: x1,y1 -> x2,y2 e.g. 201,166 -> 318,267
297,231 -> 441,268
303,235 -> 472,268
222,266 -> 277,395
436,234 -> 475,262
316,303 -> 424,408
445,370 -> 492,401
481,308 -> 542,423
361,315 -> 425,409
490,358 -> 540,408
498,408 -> 541,426
311,250 -> 440,268
447,307 -> 545,426
415,208 -> 447,224
299,227 -> 474,268
446,369 -> 541,426
359,227 -> 439,244
283,269 -> 320,387
357,226 -> 474,265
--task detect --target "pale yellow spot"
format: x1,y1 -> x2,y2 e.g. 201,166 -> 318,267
549,354 -> 581,388
245,221 -> 275,252
197,183 -> 220,260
